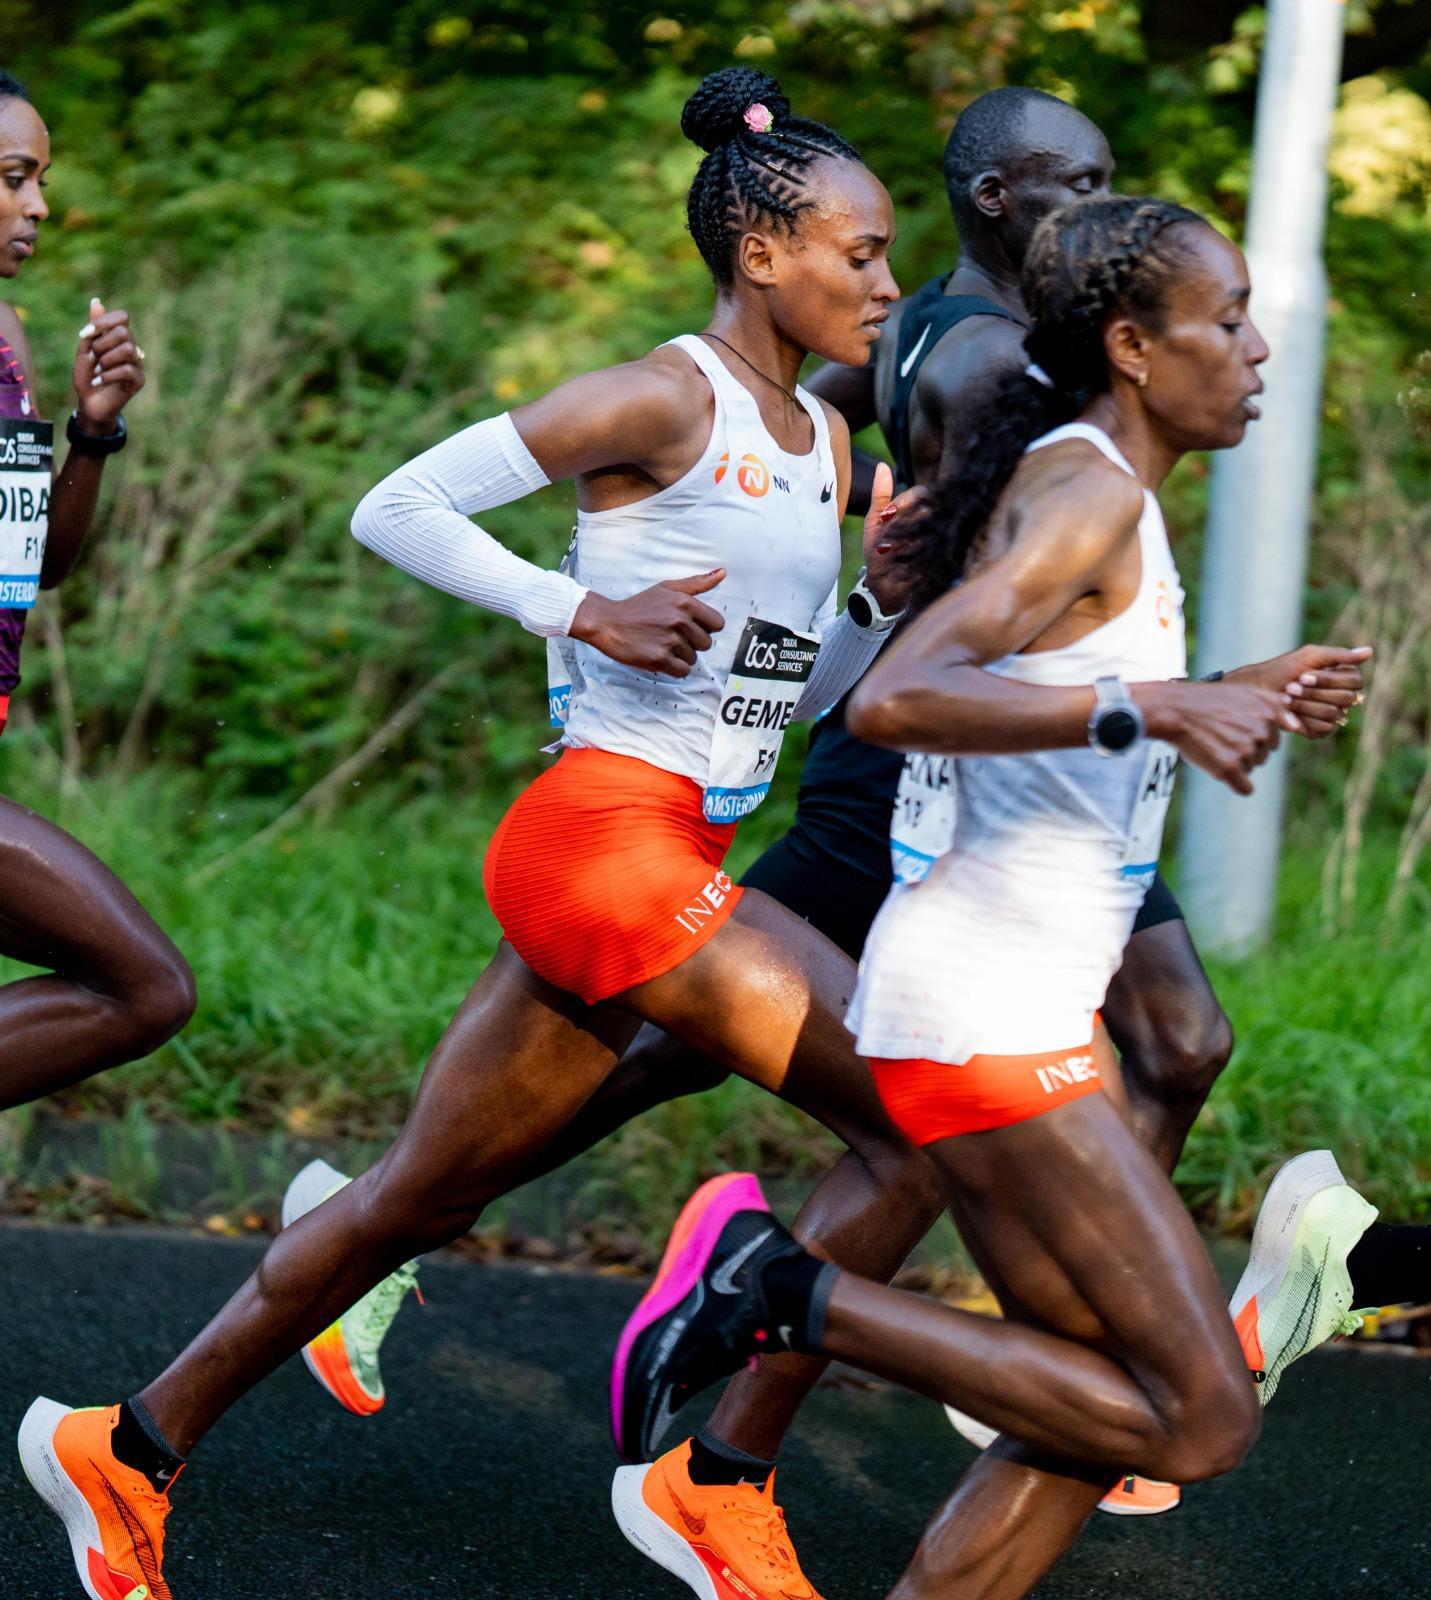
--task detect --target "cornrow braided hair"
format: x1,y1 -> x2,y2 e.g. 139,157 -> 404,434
682,67 -> 862,286
896,194 -> 1209,614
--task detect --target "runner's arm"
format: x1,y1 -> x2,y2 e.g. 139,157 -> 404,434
0,299 -> 145,591
917,320 -> 1030,485
848,457 -> 1153,753
789,419 -> 914,721
353,362 -> 727,673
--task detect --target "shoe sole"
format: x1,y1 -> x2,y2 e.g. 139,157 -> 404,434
1229,1150 -> 1375,1398
280,1157 -> 347,1229
943,1404 -> 999,1451
612,1464 -> 718,1600
281,1161 -> 386,1417
610,1173 -> 767,1461
18,1398 -> 112,1600
1097,1489 -> 1181,1516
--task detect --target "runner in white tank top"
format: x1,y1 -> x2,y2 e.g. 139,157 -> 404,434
22,71 -> 971,1600
607,197 -> 1377,1600
549,333 -> 848,815
850,419 -> 1186,1064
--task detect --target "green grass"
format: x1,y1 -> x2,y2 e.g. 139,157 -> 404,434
1,747 -> 1428,1232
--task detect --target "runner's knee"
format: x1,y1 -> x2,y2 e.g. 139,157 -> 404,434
360,1150 -> 489,1253
861,1142 -> 945,1225
1127,1003 -> 1233,1112
101,939 -> 196,1060
1152,1370 -> 1260,1482
128,945 -> 197,1051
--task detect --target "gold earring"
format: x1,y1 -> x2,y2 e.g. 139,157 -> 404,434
1136,372 -> 1149,389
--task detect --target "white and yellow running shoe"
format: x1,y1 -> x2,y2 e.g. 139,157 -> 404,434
281,1159 -> 421,1417
1230,1149 -> 1377,1406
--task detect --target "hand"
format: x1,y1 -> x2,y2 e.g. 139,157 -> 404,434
862,461 -> 926,616
1224,644 -> 1372,740
570,569 -> 726,677
73,297 -> 146,434
1136,679 -> 1297,796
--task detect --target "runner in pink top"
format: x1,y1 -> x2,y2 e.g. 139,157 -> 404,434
0,70 -> 194,1109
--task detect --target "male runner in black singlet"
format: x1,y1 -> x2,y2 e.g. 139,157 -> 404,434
795,86 -> 1228,1172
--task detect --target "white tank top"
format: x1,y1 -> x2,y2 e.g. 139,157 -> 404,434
548,335 -> 841,818
848,421 -> 1187,1064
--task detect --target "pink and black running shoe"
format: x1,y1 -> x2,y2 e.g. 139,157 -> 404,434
610,1173 -> 807,1463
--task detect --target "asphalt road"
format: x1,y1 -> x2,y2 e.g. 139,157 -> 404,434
5,1221 -> 1428,1599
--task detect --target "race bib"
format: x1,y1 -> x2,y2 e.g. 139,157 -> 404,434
1122,740 -> 1178,885
890,752 -> 957,884
704,616 -> 819,822
545,526 -> 580,729
0,417 -> 52,610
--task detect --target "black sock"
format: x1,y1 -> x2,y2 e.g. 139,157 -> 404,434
760,1251 -> 839,1353
111,1398 -> 185,1494
1347,1223 -> 1431,1308
687,1427 -> 777,1487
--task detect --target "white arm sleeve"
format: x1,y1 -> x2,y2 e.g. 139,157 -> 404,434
351,413 -> 588,638
791,589 -> 891,721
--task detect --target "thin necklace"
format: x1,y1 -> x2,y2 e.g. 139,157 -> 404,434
703,333 -> 801,406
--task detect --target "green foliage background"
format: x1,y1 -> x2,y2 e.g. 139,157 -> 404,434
0,1 -> 1428,1227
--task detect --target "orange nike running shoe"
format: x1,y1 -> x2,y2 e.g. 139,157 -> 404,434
613,1438 -> 823,1600
19,1398 -> 178,1600
1097,1475 -> 1181,1516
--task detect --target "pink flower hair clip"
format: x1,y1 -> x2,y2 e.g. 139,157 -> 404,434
743,102 -> 775,135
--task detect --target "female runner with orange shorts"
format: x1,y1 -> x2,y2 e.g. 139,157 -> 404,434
615,195 -> 1379,1600
22,67 -> 950,1600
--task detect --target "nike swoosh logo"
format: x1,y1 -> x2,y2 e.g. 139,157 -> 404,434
820,483 -> 833,503
709,1228 -> 773,1296
899,323 -> 931,379
667,1485 -> 707,1538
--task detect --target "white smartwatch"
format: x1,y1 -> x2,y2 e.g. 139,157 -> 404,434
1087,676 -> 1144,757
845,569 -> 904,634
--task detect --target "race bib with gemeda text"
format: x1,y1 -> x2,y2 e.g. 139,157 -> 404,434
704,616 -> 819,822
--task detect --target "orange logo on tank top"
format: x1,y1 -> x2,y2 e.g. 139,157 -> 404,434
1155,580 -> 1174,630
714,451 -> 770,498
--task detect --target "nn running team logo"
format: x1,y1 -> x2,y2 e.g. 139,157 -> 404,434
714,451 -> 769,498
1155,579 -> 1176,630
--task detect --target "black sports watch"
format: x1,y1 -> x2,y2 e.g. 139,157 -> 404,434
1088,675 -> 1144,756
66,412 -> 128,458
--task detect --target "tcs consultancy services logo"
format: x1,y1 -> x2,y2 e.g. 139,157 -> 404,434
714,450 -> 770,498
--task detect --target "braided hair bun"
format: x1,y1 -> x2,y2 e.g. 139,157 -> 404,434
679,68 -> 861,284
681,67 -> 791,153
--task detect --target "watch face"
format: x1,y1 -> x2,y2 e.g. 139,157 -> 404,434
846,589 -> 874,628
1097,707 -> 1140,752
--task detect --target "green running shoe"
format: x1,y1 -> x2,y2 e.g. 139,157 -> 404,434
281,1159 -> 422,1416
1230,1150 -> 1377,1406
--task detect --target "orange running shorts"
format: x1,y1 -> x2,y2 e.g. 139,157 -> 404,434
483,747 -> 743,1005
869,1040 -> 1105,1143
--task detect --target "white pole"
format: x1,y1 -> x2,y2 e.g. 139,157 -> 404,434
1178,0 -> 1349,957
